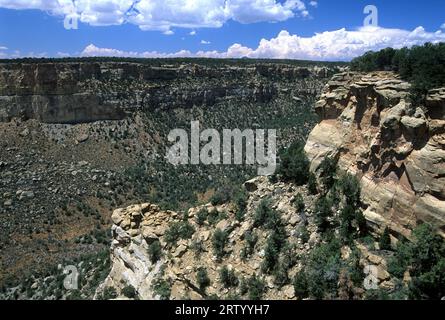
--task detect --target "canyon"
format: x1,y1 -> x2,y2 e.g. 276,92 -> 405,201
0,60 -> 444,300
0,59 -> 334,297
93,71 -> 445,300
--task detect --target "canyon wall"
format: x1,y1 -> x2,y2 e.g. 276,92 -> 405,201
0,62 -> 332,124
305,71 -> 445,238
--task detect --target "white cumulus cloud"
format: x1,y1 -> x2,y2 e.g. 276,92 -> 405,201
236,26 -> 445,60
81,43 -> 195,58
80,26 -> 445,61
0,0 -> 310,31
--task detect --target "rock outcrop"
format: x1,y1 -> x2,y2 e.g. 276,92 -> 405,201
99,174 -> 404,300
97,178 -> 322,300
305,71 -> 445,238
98,203 -> 176,299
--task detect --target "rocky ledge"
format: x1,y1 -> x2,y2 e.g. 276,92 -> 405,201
305,71 -> 445,238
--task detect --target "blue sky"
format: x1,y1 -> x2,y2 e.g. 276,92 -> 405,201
0,0 -> 445,60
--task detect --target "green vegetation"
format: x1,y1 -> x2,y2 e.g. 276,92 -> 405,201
319,157 -> 337,191
152,279 -> 172,300
274,244 -> 297,287
148,240 -> 163,264
2,249 -> 112,300
207,209 -> 227,226
293,238 -> 343,299
314,196 -> 333,233
210,188 -> 231,206
253,199 -> 289,282
307,172 -> 318,195
351,47 -> 398,72
299,224 -> 310,244
262,234 -> 281,274
102,287 -> 118,300
379,228 -> 392,251
277,141 -> 310,185
219,266 -> 239,288
195,208 -> 208,226
293,271 -> 309,299
388,224 -> 445,300
233,189 -> 248,222
293,193 -> 305,212
253,198 -> 279,228
262,227 -> 287,275
191,239 -> 206,259
122,285 -> 137,299
347,249 -> 365,287
269,152 -> 445,301
212,229 -> 229,260
247,274 -> 266,300
291,159 -> 370,300
240,231 -> 258,260
239,277 -> 249,296
164,221 -> 195,246
350,43 -> 445,105
196,267 -> 211,291
338,205 -> 367,245
337,173 -> 361,207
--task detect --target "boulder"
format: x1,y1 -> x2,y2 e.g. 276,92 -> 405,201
173,244 -> 187,258
244,178 -> 259,192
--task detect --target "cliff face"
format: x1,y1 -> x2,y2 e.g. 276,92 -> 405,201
0,63 -> 125,123
305,72 -> 445,238
0,62 -> 331,124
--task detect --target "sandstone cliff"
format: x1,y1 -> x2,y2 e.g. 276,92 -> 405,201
305,71 -> 445,238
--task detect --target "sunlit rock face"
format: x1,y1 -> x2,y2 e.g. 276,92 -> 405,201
305,71 -> 445,238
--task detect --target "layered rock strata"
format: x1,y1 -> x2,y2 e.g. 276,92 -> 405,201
305,71 -> 445,238
0,62 -> 334,124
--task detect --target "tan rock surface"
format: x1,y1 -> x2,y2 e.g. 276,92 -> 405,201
305,71 -> 445,237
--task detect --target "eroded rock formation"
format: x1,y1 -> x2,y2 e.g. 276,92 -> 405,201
305,71 -> 445,238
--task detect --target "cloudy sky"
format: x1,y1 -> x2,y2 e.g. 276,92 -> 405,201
0,0 -> 445,60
